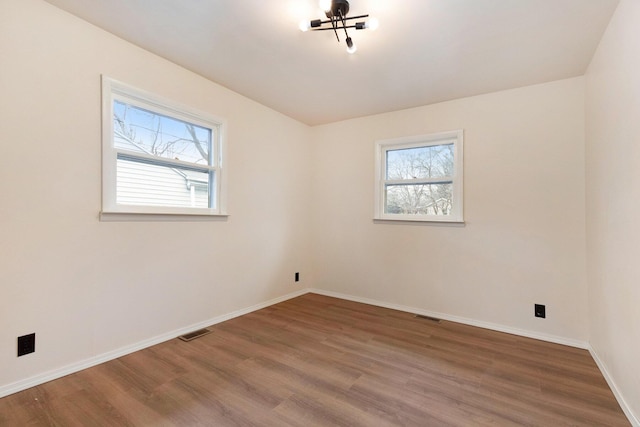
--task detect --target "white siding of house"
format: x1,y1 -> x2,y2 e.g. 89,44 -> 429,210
116,158 -> 209,208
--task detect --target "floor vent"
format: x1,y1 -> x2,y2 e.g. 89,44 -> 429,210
415,314 -> 441,323
179,328 -> 212,342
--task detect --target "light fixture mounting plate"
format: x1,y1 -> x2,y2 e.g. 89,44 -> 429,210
326,0 -> 350,18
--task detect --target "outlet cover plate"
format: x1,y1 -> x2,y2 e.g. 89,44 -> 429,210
18,333 -> 35,357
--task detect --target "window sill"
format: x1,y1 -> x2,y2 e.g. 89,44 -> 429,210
373,216 -> 465,226
100,211 -> 229,222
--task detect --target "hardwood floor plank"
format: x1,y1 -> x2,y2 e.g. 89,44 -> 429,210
0,294 -> 630,426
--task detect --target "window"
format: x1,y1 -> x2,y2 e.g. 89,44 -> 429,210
374,130 -> 463,222
101,77 -> 226,217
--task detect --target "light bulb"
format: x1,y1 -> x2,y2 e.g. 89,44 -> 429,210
319,0 -> 332,12
346,37 -> 357,54
365,17 -> 379,31
299,20 -> 311,32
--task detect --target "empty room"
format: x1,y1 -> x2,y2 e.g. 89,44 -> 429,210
0,0 -> 638,425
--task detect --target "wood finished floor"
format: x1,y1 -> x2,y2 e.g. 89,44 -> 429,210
0,294 -> 629,426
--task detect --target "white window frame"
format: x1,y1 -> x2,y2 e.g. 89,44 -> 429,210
101,76 -> 227,219
374,130 -> 464,223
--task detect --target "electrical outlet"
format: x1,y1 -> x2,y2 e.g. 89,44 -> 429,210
295,272 -> 300,282
18,333 -> 35,357
534,304 -> 546,318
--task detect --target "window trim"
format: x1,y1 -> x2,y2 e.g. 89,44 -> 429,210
101,76 -> 227,218
374,130 -> 464,223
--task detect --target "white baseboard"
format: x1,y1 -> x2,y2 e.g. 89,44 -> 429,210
0,288 -> 309,399
589,346 -> 640,427
308,288 -> 589,349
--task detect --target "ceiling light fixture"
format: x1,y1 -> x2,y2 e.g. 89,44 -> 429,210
299,0 -> 377,54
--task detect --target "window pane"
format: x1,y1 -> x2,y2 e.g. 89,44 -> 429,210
386,143 -> 454,180
113,100 -> 212,165
385,183 -> 453,215
116,156 -> 212,208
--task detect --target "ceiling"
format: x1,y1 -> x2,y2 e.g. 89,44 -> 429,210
44,0 -> 619,126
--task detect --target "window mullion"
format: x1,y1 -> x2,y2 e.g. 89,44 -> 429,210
384,177 -> 454,186
115,149 -> 215,173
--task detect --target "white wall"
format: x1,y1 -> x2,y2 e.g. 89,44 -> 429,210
311,78 -> 588,345
0,0 -> 312,391
586,0 -> 640,421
